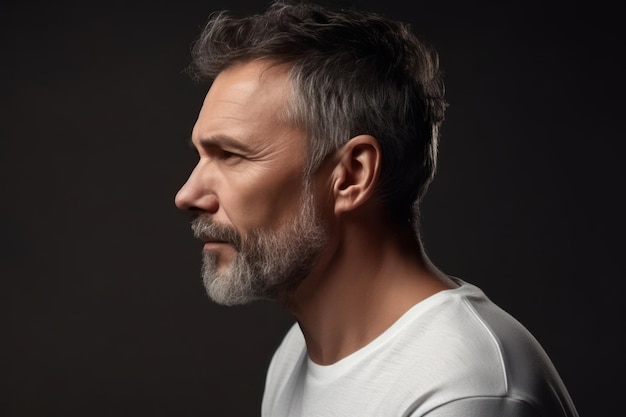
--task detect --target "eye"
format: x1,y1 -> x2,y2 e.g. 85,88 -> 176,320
202,145 -> 237,160
220,149 -> 236,159
217,148 -> 243,163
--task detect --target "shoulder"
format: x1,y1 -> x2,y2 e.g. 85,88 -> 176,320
383,282 -> 512,397
397,279 -> 577,416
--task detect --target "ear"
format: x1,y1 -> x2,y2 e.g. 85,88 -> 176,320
331,135 -> 381,215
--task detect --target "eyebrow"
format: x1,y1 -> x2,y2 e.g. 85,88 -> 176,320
188,135 -> 253,153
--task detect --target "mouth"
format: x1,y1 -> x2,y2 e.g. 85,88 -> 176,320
202,240 -> 231,251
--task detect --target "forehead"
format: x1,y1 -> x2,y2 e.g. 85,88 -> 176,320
193,61 -> 297,145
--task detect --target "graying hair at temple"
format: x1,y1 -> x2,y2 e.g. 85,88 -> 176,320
189,0 -> 447,226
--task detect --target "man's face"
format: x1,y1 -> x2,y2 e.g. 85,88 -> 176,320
175,61 -> 328,305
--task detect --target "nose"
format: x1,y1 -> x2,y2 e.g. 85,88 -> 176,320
175,163 -> 219,213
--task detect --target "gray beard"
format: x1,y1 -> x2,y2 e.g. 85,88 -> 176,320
190,186 -> 328,306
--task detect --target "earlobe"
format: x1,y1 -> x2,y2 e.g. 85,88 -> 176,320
332,135 -> 381,215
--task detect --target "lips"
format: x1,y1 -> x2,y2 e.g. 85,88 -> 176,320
202,241 -> 231,252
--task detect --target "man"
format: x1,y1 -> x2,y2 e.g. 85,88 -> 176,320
175,1 -> 579,416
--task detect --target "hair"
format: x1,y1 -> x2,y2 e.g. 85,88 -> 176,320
189,0 -> 447,227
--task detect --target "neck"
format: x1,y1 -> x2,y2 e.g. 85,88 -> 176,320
281,216 -> 456,365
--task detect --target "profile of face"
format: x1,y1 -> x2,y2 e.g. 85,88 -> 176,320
175,61 -> 328,305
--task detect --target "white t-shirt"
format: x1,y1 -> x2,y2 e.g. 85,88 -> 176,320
262,279 -> 578,417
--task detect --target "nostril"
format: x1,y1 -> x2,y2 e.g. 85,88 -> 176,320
175,187 -> 219,214
203,194 -> 220,214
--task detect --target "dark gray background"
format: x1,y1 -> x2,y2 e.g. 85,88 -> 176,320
2,0 -> 623,415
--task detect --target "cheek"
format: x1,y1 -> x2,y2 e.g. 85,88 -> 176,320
225,169 -> 305,231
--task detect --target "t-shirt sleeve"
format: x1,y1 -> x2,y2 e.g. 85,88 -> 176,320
414,397 -> 540,417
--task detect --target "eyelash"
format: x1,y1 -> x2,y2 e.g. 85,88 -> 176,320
219,149 -> 237,159
213,149 -> 244,162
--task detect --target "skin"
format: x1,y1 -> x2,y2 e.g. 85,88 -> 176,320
175,61 -> 308,273
176,60 -> 457,365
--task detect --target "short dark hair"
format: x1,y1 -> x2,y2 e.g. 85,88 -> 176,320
190,0 -> 447,226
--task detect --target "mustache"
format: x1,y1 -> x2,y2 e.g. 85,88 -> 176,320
191,216 -> 242,249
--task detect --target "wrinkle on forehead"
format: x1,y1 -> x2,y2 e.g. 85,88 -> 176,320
192,60 -> 305,160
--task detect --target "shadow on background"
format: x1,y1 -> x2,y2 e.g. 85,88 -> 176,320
2,0 -> 623,415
